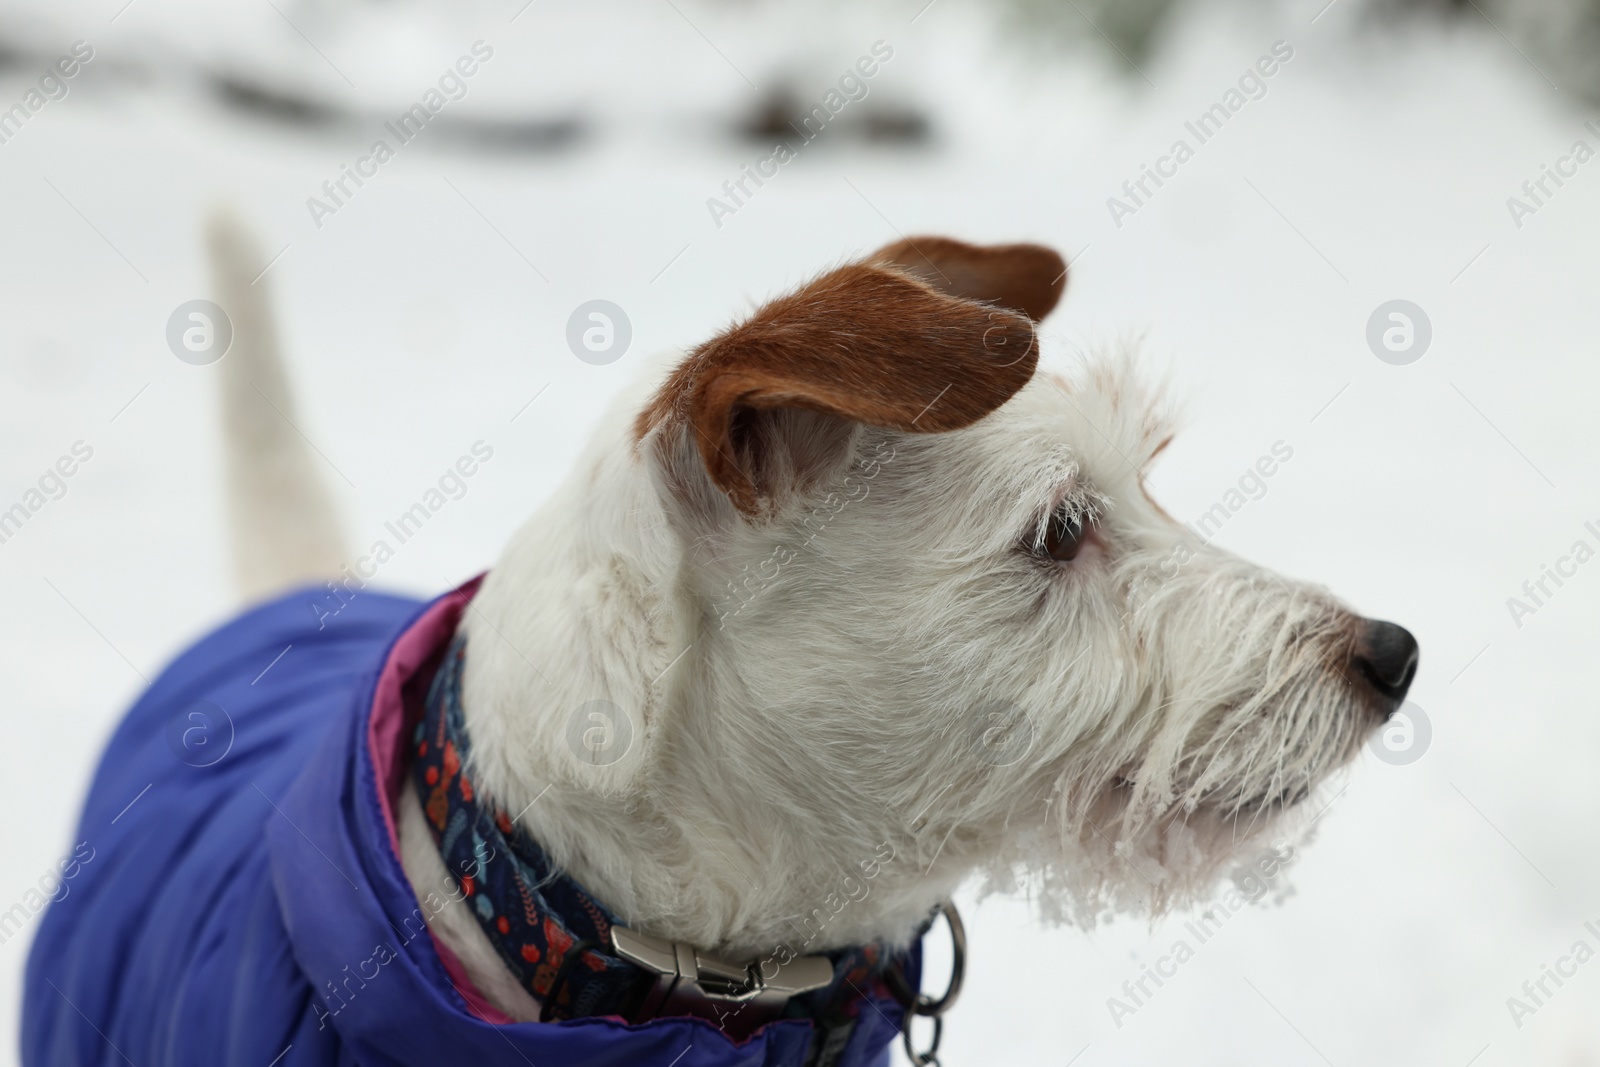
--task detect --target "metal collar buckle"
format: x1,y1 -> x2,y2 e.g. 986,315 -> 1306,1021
610,926 -> 835,1027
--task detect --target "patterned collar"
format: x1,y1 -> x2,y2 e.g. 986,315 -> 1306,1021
412,636 -> 919,1047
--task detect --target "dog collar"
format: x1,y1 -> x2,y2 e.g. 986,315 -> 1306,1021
413,636 -> 924,1042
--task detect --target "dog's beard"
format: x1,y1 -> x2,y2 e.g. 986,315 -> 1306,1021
993,572 -> 1368,927
1000,791 -> 1309,929
987,750 -> 1329,928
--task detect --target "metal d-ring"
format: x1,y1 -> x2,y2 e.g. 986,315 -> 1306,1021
900,900 -> 966,1067
916,901 -> 966,1016
902,1013 -> 943,1067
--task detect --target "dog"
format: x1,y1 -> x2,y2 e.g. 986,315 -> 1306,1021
21,216 -> 1417,1067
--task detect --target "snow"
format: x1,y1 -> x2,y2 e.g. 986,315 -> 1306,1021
2,0 -> 1598,1063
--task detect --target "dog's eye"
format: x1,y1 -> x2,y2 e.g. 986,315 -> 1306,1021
1043,508 -> 1089,562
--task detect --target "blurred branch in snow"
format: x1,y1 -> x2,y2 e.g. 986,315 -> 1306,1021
996,0 -> 1184,68
1371,0 -> 1600,103
990,0 -> 1600,104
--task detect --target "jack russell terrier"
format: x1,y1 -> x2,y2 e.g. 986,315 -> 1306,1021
22,216 -> 1417,1067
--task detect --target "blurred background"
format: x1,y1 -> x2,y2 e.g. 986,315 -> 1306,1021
2,0 -> 1599,1062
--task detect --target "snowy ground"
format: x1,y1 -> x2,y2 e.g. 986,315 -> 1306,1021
3,0 -> 1599,1063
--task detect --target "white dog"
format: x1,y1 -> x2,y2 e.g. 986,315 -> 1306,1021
23,219 -> 1417,1067
382,233 -> 1418,1019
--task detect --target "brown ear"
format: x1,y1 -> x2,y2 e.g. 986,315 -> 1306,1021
638,261 -> 1040,516
869,236 -> 1067,322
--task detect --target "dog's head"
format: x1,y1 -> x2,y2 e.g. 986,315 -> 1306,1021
465,236 -> 1417,951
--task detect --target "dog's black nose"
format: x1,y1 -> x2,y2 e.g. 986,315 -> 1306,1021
1354,620 -> 1419,712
